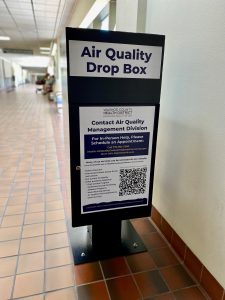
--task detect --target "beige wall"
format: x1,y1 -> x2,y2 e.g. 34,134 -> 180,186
146,0 -> 225,288
116,0 -> 138,31
68,0 -> 95,27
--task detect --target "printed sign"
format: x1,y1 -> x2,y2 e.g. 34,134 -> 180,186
79,106 -> 155,214
69,40 -> 162,79
66,28 -> 165,226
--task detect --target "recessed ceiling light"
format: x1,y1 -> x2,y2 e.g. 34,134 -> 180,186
40,47 -> 50,50
40,51 -> 50,55
0,36 -> 10,40
51,43 -> 57,56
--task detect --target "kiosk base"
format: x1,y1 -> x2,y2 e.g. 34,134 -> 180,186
68,219 -> 147,265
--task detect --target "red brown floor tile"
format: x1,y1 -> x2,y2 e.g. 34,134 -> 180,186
144,293 -> 174,300
173,286 -> 208,299
160,264 -> 195,290
126,252 -> 156,273
74,261 -> 103,285
131,218 -> 156,236
77,281 -> 110,300
107,275 -> 141,300
150,247 -> 179,268
141,232 -> 168,250
134,270 -> 169,298
100,256 -> 130,278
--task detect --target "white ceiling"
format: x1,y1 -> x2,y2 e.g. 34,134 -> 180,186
0,0 -> 76,68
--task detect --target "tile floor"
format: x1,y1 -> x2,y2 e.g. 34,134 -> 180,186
0,85 -> 210,299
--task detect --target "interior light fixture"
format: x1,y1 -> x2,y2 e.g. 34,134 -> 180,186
79,0 -> 110,28
51,43 -> 57,56
40,51 -> 50,55
40,47 -> 50,50
0,36 -> 11,40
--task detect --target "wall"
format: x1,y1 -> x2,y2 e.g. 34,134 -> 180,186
0,59 -> 5,90
116,0 -> 138,31
146,0 -> 225,288
68,0 -> 95,27
12,63 -> 23,86
0,57 -> 27,90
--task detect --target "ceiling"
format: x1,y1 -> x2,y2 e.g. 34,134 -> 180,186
0,0 -> 76,68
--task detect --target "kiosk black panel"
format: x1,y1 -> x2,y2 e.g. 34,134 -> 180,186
66,28 -> 164,227
66,28 -> 165,263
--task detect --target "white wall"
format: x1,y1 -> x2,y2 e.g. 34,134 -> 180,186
0,59 -> 5,89
3,59 -> 12,78
68,0 -> 95,27
146,0 -> 225,288
12,62 -> 23,86
116,0 -> 139,31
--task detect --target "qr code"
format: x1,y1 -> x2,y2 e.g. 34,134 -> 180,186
119,167 -> 147,196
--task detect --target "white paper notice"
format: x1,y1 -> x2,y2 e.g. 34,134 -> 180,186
79,106 -> 155,214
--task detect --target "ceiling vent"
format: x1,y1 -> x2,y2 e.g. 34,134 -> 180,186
3,48 -> 33,55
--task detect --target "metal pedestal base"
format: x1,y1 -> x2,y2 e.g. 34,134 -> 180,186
68,220 -> 147,265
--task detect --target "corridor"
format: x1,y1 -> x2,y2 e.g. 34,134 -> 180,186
0,86 -> 209,299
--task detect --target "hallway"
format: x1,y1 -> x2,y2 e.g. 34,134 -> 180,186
0,86 -> 210,299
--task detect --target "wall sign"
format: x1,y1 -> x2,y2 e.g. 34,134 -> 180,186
66,28 -> 165,227
69,40 -> 162,79
80,106 -> 155,213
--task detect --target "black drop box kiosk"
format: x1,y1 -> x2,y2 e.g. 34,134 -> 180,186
66,28 -> 165,264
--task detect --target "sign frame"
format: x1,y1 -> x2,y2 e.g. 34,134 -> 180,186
66,28 -> 165,228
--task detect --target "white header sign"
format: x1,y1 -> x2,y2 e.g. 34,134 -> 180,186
69,40 -> 162,79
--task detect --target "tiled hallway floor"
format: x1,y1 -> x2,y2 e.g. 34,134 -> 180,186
0,85 -> 210,299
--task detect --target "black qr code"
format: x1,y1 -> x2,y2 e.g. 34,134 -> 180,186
119,168 -> 147,196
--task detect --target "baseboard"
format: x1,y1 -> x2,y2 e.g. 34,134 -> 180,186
151,206 -> 225,300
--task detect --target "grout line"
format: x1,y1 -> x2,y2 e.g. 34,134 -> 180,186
99,260 -> 112,300
183,244 -> 187,262
199,264 -> 204,283
170,228 -> 174,244
123,255 -> 144,299
74,278 -> 112,288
